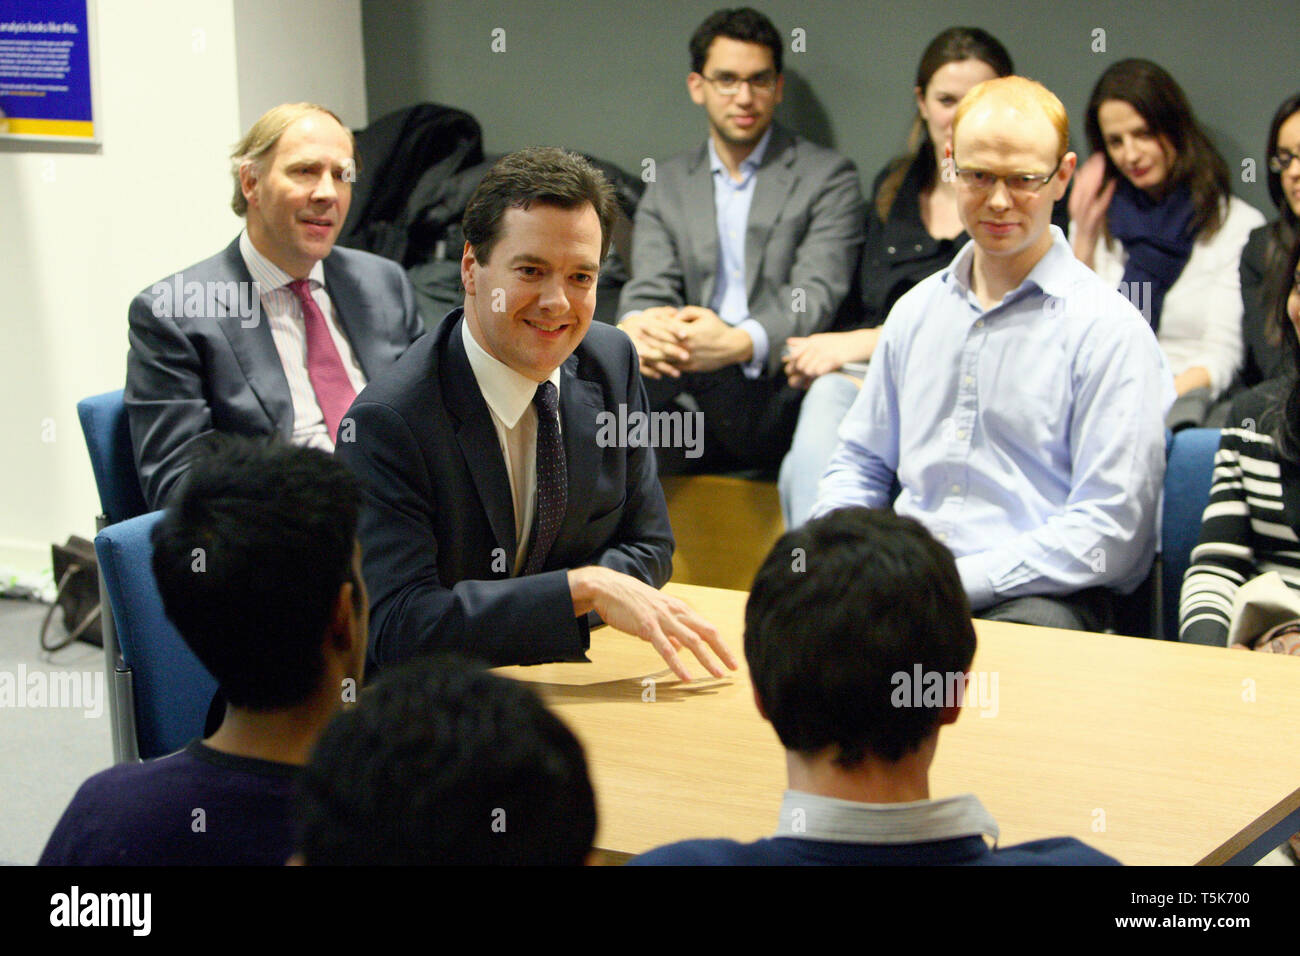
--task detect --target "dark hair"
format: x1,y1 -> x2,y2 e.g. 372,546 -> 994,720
151,436 -> 361,710
1084,58 -> 1230,239
689,7 -> 782,75
876,26 -> 1014,221
294,656 -> 596,865
1259,94 -> 1300,349
744,508 -> 977,766
462,146 -> 619,264
1267,234 -> 1300,461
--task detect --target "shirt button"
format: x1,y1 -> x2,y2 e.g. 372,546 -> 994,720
937,532 -> 948,542
951,484 -> 961,494
974,319 -> 984,329
914,243 -> 923,252
964,375 -> 974,385
956,430 -> 967,440
886,245 -> 896,254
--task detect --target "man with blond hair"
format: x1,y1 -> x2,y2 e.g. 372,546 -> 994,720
814,77 -> 1174,630
126,102 -> 425,509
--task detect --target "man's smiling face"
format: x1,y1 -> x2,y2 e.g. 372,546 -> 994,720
242,112 -> 353,278
460,202 -> 602,382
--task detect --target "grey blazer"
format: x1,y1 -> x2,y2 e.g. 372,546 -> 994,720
125,237 -> 426,509
618,123 -> 865,375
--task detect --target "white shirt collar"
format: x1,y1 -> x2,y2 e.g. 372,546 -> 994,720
238,229 -> 326,292
707,124 -> 773,179
775,790 -> 1000,845
460,315 -> 562,429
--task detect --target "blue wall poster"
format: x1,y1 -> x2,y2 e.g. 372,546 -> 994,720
0,0 -> 95,140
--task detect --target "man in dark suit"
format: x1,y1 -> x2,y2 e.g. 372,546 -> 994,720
126,102 -> 425,509
617,7 -> 864,473
337,147 -> 736,679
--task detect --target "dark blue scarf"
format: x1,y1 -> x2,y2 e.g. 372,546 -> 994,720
1106,179 -> 1196,332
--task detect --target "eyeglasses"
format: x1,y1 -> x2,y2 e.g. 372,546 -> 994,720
951,156 -> 1063,197
700,70 -> 779,95
1269,150 -> 1300,174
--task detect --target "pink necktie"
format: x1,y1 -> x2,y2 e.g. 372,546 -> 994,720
288,278 -> 356,443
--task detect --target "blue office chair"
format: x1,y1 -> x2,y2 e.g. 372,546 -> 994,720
95,511 -> 218,760
1161,428 -> 1222,642
77,389 -> 149,762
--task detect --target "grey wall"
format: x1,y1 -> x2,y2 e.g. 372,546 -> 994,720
362,0 -> 1295,215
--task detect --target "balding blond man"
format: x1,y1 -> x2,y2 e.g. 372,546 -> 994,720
815,77 -> 1174,630
126,103 -> 426,509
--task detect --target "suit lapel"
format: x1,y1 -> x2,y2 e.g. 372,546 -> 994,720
555,354 -> 604,558
213,241 -> 294,437
322,254 -> 381,377
441,315 -> 518,559
745,125 -> 796,302
685,145 -> 719,307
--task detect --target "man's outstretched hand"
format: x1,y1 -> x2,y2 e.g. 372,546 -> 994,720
568,565 -> 738,682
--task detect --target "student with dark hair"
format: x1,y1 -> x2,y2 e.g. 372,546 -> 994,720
293,657 -> 596,865
337,147 -> 736,681
1181,236 -> 1300,647
617,6 -> 864,474
780,26 -> 1022,526
1238,93 -> 1300,390
40,437 -> 367,865
631,508 -> 1118,865
1070,59 -> 1264,428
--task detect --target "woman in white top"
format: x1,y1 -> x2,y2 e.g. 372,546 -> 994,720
1070,59 -> 1263,427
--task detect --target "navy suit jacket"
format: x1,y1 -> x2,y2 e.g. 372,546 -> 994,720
125,237 -> 426,509
336,310 -> 674,670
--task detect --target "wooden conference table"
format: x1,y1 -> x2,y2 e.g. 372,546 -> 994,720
498,583 -> 1300,866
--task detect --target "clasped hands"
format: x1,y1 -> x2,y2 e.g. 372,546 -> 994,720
619,306 -> 753,379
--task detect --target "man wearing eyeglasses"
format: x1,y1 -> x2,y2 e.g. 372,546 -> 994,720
617,7 -> 864,473
814,77 -> 1175,631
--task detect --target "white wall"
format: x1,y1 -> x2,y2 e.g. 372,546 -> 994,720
0,0 -> 366,575
233,0 -> 366,130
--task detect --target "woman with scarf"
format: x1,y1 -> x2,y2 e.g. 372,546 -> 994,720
1070,59 -> 1264,429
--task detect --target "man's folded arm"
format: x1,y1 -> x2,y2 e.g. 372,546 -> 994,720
617,178 -> 688,317
338,399 -> 588,669
751,157 -> 866,375
125,290 -> 215,510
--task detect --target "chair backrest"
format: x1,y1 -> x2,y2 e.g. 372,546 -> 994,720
95,511 -> 217,759
77,389 -> 149,526
1162,428 -> 1222,641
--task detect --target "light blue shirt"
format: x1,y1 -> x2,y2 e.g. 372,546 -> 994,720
813,227 -> 1175,610
708,128 -> 771,377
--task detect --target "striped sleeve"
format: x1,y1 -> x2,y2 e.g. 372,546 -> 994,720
1179,427 -> 1300,644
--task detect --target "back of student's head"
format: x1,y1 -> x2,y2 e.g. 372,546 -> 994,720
151,435 -> 361,710
745,507 -> 977,766
294,657 -> 596,865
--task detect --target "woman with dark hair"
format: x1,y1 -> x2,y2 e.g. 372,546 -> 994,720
1071,59 -> 1264,427
779,26 -> 1016,527
1239,93 -> 1300,389
1180,235 -> 1300,647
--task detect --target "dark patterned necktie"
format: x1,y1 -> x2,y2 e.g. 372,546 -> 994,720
287,278 -> 356,443
524,381 -> 566,575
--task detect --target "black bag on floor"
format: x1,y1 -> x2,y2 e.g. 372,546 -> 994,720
39,536 -> 103,650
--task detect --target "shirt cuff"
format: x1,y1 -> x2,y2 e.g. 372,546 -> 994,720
956,552 -> 997,612
738,319 -> 767,378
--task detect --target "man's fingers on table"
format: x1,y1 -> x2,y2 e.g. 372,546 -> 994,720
646,626 -> 693,682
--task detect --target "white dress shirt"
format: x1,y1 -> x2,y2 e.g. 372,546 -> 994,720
238,230 -> 367,450
461,318 -> 562,574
